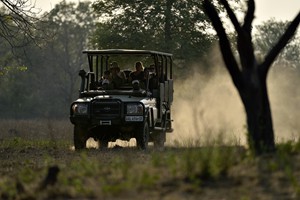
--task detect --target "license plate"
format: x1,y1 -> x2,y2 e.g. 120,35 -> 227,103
100,120 -> 111,125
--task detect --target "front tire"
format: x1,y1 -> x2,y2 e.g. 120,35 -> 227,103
74,125 -> 88,150
136,121 -> 149,150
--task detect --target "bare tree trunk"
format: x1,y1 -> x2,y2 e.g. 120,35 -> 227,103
203,0 -> 300,155
239,75 -> 275,154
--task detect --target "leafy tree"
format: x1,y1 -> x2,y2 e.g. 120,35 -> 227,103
254,19 -> 300,69
0,64 -> 31,118
203,0 -> 300,155
0,0 -> 41,47
91,0 -> 218,65
0,1 -> 97,118
26,0 -> 97,117
0,1 -> 47,112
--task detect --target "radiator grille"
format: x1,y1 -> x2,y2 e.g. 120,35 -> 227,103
92,100 -> 121,117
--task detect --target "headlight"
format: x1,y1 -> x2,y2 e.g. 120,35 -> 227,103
72,103 -> 88,115
126,103 -> 143,115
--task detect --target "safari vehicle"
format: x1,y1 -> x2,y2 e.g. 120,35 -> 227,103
69,49 -> 174,150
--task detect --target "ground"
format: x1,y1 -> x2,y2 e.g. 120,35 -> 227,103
0,120 -> 300,199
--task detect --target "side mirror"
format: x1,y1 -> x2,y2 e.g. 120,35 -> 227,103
79,69 -> 87,94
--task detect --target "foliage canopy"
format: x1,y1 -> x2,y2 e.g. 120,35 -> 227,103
91,0 -> 218,65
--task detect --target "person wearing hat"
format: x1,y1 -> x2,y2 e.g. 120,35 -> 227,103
110,61 -> 125,88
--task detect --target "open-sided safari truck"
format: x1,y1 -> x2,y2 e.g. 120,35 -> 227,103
70,49 -> 174,150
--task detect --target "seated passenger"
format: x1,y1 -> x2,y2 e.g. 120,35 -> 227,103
147,64 -> 155,73
148,63 -> 161,91
99,70 -> 113,89
115,66 -> 126,82
129,61 -> 145,82
100,70 -> 111,83
110,61 -> 125,88
129,61 -> 146,89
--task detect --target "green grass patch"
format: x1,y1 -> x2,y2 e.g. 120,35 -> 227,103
1,137 -> 300,199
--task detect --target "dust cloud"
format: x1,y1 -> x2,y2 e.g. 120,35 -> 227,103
168,48 -> 300,146
87,47 -> 300,148
268,66 -> 300,141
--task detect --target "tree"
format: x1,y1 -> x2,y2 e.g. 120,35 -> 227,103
25,0 -> 98,117
203,0 -> 300,154
0,0 -> 41,47
0,1 -> 98,118
91,0 -> 217,65
254,19 -> 300,69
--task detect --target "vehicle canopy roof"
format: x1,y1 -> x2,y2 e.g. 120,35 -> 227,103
82,49 -> 173,57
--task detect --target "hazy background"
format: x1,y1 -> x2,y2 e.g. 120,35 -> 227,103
1,0 -> 299,147
168,46 -> 300,146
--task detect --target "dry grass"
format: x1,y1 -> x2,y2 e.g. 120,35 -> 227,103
1,119 -> 300,200
0,119 -> 73,141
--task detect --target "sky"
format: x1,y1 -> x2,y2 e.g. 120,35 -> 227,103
33,0 -> 300,24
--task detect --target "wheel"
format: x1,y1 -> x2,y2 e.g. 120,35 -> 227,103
136,121 -> 149,150
153,114 -> 167,150
74,125 -> 88,150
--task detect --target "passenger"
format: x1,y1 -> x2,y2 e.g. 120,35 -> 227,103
115,66 -> 126,82
129,61 -> 145,82
147,64 -> 155,73
149,62 -> 162,90
109,61 -> 118,76
128,61 -> 147,89
104,70 -> 110,78
110,61 -> 124,88
100,70 -> 111,83
100,70 -> 113,89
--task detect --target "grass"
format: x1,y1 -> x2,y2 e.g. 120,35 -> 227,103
1,120 -> 300,199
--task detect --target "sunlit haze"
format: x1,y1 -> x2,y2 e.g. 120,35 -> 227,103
34,0 -> 300,24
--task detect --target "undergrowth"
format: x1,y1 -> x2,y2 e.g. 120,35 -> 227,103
1,137 -> 300,199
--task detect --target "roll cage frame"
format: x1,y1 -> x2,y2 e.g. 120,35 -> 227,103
80,49 -> 173,93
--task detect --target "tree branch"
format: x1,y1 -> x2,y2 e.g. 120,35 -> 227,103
237,0 -> 255,69
0,0 -> 42,48
203,0 -> 242,89
261,12 -> 300,77
243,0 -> 255,33
218,0 -> 255,70
219,0 -> 242,33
